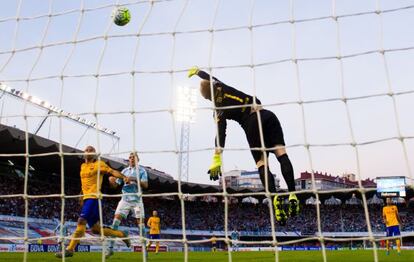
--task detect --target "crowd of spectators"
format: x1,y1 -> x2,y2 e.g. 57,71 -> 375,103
1,173 -> 414,234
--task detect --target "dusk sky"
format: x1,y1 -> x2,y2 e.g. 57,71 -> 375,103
0,0 -> 413,189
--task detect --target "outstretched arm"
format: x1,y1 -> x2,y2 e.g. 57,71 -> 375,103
215,114 -> 227,152
109,169 -> 125,179
188,67 -> 220,82
207,114 -> 226,181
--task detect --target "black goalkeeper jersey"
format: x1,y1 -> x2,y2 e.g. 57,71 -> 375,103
197,70 -> 261,148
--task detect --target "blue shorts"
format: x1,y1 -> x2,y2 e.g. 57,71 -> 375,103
80,199 -> 100,228
386,225 -> 401,237
149,234 -> 160,240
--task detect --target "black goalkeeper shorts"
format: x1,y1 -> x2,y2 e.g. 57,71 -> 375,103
245,109 -> 285,163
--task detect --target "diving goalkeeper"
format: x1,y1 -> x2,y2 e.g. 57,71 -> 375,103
188,67 -> 298,224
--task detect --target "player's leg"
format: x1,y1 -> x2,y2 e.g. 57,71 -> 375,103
273,147 -> 295,193
385,227 -> 390,255
155,235 -> 160,253
56,199 -> 98,258
56,218 -> 86,258
396,238 -> 401,254
255,156 -> 289,225
133,202 -> 148,257
386,239 -> 390,255
91,223 -> 129,245
91,223 -> 128,240
255,158 -> 288,226
245,111 -> 277,193
254,110 -> 295,193
136,218 -> 148,257
246,111 -> 286,224
67,218 -> 87,251
89,200 -> 130,246
107,200 -> 130,257
112,214 -> 123,231
273,147 -> 299,217
385,240 -> 390,255
261,110 -> 299,217
247,110 -> 292,224
256,157 -> 277,193
147,237 -> 153,250
395,226 -> 401,254
106,213 -> 124,258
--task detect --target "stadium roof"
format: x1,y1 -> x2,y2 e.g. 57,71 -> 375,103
0,124 -> 256,195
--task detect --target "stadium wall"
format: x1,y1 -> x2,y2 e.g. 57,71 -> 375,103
2,215 -> 414,239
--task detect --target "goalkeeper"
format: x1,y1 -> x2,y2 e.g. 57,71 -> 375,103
188,67 -> 299,224
56,145 -> 130,258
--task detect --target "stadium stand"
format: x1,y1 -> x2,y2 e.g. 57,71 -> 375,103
2,167 -> 414,234
1,124 -> 414,249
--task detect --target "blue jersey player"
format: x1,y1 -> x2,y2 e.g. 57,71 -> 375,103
53,219 -> 69,246
231,230 -> 240,251
106,152 -> 148,258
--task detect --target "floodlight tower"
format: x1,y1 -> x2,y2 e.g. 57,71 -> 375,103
176,86 -> 197,182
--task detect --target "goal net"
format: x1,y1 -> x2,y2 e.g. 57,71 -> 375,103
0,0 -> 413,262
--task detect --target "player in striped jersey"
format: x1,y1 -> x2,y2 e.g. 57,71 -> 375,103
53,218 -> 69,247
106,152 -> 148,258
231,230 -> 240,251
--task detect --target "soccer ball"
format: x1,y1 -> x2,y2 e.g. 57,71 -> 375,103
112,7 -> 131,26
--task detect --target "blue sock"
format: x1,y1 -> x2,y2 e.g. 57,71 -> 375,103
109,218 -> 121,249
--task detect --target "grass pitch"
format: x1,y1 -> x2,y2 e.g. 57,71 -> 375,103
0,250 -> 411,262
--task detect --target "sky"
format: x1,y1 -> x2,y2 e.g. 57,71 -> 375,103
0,0 -> 413,189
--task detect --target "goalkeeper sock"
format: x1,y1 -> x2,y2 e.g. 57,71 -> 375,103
258,165 -> 276,193
108,218 -> 121,249
277,154 -> 295,192
67,224 -> 86,251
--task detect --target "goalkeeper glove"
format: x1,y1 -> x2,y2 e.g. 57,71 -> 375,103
188,66 -> 199,78
208,153 -> 222,181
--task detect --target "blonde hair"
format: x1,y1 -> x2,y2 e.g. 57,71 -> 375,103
200,80 -> 212,100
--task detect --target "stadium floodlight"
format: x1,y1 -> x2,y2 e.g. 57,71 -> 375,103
175,86 -> 197,123
175,86 -> 197,182
0,82 -> 119,140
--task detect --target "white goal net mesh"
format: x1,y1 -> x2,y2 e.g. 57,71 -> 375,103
0,0 -> 413,262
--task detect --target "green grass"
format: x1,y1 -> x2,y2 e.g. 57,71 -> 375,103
0,250 -> 411,262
